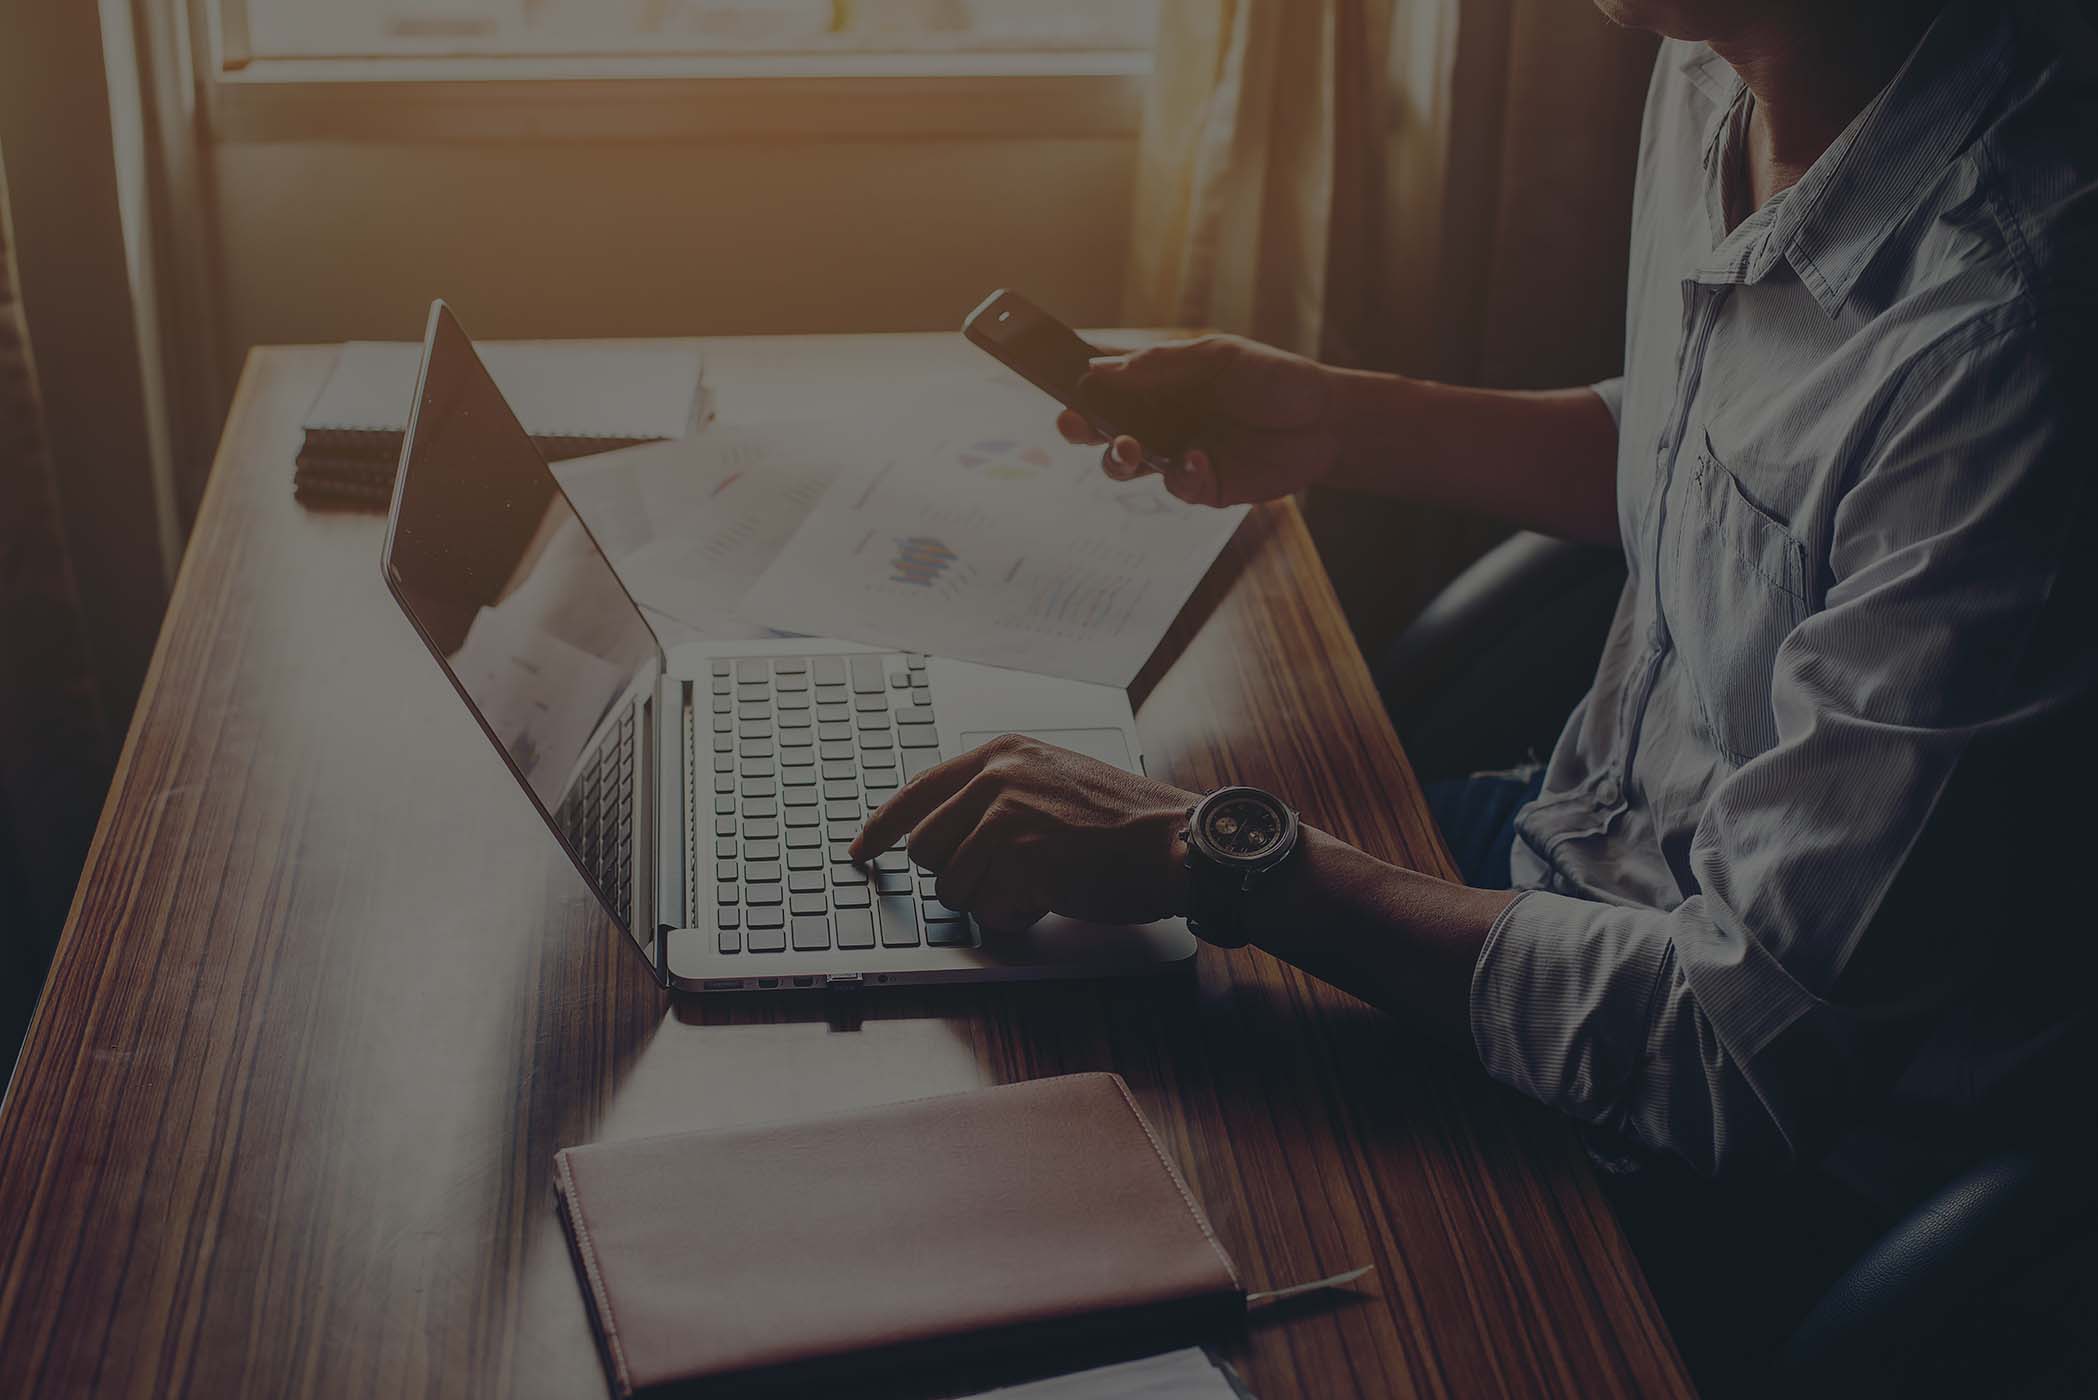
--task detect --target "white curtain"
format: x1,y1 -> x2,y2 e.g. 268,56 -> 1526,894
1123,0 -> 1392,363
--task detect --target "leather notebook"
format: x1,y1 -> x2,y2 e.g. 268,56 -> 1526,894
553,1073 -> 1245,1397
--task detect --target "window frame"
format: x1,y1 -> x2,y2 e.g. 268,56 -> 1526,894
201,0 -> 1154,144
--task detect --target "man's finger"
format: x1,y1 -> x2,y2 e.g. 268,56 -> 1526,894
933,822 -> 1001,913
852,744 -> 997,858
902,773 -> 1000,876
1101,437 -> 1150,481
1057,409 -> 1107,446
1085,336 -> 1232,392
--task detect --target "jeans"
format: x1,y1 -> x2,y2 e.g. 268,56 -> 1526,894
1422,764 -> 1544,889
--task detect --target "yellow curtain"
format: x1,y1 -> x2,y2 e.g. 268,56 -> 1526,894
1123,0 -> 1392,363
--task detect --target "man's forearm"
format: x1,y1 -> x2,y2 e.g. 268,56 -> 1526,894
1324,372 -> 1623,547
1237,827 -> 1517,1046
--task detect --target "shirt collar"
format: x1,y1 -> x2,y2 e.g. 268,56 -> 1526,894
1686,0 -> 2017,316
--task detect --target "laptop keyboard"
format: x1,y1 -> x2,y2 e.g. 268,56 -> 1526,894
556,706 -> 637,923
707,653 -> 977,957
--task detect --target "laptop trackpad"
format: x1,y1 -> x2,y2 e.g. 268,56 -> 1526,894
960,729 -> 1132,773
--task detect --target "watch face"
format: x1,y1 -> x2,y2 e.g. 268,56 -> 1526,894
1199,792 -> 1288,863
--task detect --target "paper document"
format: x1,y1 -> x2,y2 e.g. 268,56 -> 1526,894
969,1349 -> 1252,1399
552,424 -> 849,643
740,376 -> 1247,686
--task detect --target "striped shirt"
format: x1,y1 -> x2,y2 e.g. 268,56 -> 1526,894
1470,0 -> 2098,1180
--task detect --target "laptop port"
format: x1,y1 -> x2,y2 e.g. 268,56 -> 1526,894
756,977 -> 779,989
701,979 -> 743,991
792,976 -> 815,987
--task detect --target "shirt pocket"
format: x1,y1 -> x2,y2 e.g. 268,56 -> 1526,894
1663,437 -> 1808,764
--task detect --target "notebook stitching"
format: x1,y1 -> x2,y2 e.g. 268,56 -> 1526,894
557,1152 -> 635,1397
1106,1075 -> 1242,1291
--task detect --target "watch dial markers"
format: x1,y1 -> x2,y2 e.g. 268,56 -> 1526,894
1203,796 -> 1284,859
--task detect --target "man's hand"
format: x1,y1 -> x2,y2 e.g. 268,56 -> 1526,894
1060,335 -> 1340,508
850,735 -> 1197,934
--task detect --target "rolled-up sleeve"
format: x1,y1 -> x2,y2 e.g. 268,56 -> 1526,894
1590,377 -> 1625,430
1472,326 -> 2090,1174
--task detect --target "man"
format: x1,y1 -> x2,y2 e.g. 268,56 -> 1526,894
855,0 -> 2095,1373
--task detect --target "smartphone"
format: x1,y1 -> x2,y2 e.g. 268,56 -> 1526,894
962,289 -> 1197,463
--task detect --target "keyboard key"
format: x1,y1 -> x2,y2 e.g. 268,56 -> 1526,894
744,840 -> 780,860
737,659 -> 769,682
825,801 -> 861,822
789,871 -> 825,894
743,798 -> 778,818
858,732 -> 894,751
780,741 -> 815,761
889,668 -> 910,688
773,658 -> 807,675
927,919 -> 975,948
785,807 -> 820,828
741,778 -> 776,798
714,796 -> 737,816
774,673 -> 808,692
784,787 -> 819,807
815,686 -> 848,707
737,703 -> 769,721
864,771 -> 899,793
877,895 -> 921,947
822,780 -> 858,801
902,753 -> 940,781
860,746 -> 899,770
922,897 -> 968,923
829,841 -> 855,863
715,838 -> 737,859
849,655 -> 886,693
713,713 -> 734,733
747,921 -> 786,953
812,657 -> 845,685
873,851 -> 910,872
779,695 -> 812,715
792,915 -> 831,950
787,848 -> 823,871
853,693 -> 889,713
749,907 -> 785,930
736,682 -> 769,703
712,695 -> 733,715
895,706 -> 935,727
830,864 -> 867,886
748,883 -> 783,906
855,712 -> 892,731
739,739 -> 774,759
875,872 -> 913,895
718,927 -> 740,954
714,734 -> 735,754
710,660 -> 733,677
713,754 -> 735,774
834,886 -> 871,909
745,819 -> 779,839
716,861 -> 737,881
826,820 -> 860,841
899,729 -> 940,750
835,908 -> 876,948
785,827 -> 821,849
716,883 -> 739,905
719,905 -> 741,928
790,893 -> 829,917
818,723 -> 852,742
711,676 -> 732,695
746,861 -> 782,883
817,703 -> 850,724
820,742 -> 855,762
782,768 -> 816,787
821,760 -> 856,781
911,687 -> 933,707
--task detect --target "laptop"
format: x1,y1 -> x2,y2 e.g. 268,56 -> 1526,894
383,303 -> 1197,992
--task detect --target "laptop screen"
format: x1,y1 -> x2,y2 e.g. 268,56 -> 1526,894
383,305 -> 662,870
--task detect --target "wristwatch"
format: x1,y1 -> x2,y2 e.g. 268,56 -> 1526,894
1179,786 -> 1302,947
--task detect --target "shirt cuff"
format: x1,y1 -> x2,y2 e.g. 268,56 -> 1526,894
1590,377 -> 1625,430
1468,888 -> 1672,1116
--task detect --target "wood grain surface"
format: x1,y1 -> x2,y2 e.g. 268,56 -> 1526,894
0,336 -> 1691,1399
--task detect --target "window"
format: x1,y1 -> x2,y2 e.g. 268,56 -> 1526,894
233,0 -> 1161,63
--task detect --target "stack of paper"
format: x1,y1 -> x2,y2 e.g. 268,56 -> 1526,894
554,373 -> 1248,688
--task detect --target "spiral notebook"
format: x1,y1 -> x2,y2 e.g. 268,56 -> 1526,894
295,339 -> 708,503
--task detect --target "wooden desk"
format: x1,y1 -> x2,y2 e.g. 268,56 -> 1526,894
0,337 -> 1690,1398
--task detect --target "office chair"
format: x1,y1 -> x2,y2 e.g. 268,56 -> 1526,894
1378,536 -> 2098,1395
